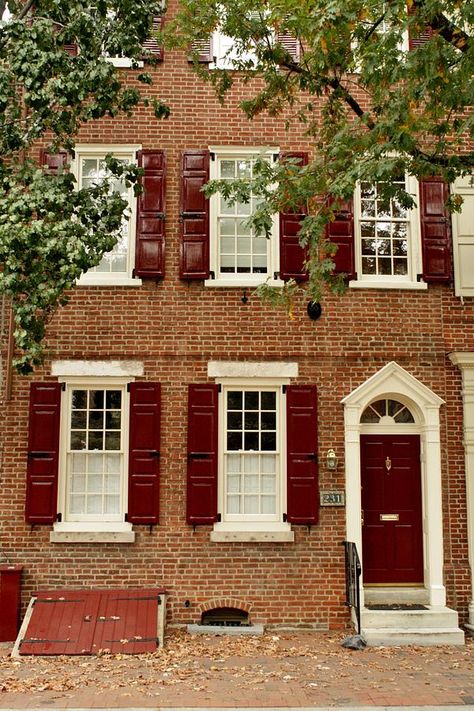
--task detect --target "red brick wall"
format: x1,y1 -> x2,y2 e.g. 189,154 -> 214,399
0,2 -> 472,629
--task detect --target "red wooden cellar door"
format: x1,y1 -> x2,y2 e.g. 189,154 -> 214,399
18,589 -> 165,655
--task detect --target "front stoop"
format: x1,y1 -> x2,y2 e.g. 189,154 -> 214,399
361,606 -> 465,646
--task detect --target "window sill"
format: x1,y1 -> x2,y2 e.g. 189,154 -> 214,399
204,278 -> 284,289
76,277 -> 143,287
349,279 -> 428,291
210,525 -> 294,543
50,522 -> 135,544
106,58 -> 144,68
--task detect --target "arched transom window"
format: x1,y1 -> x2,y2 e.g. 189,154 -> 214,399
360,398 -> 415,424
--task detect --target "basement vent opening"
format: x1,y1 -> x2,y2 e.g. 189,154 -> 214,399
201,607 -> 250,627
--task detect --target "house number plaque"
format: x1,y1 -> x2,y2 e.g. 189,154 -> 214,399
320,491 -> 345,506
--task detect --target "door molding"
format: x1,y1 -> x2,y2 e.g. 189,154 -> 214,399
342,361 -> 446,607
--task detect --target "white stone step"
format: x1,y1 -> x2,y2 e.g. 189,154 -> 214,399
363,627 -> 465,646
361,606 -> 460,629
364,586 -> 429,606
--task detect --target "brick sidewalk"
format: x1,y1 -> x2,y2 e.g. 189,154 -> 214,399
0,630 -> 473,708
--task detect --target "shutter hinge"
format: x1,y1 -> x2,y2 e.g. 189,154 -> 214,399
282,385 -> 287,394
209,271 -> 215,279
218,384 -> 222,393
217,513 -> 221,522
61,382 -> 66,391
124,513 -> 128,522
273,153 -> 279,162
56,512 -> 62,522
417,273 -> 423,282
127,383 -> 131,392
210,151 -> 215,161
274,271 -> 280,280
283,513 -> 287,522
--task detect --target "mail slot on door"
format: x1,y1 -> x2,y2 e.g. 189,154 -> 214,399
380,513 -> 399,521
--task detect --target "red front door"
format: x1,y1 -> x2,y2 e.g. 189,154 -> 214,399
361,434 -> 423,584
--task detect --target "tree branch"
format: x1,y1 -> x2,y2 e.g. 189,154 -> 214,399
18,0 -> 34,20
430,13 -> 470,53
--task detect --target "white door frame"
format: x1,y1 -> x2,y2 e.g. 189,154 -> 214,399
341,362 -> 446,607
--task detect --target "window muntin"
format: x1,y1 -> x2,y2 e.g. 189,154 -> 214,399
66,387 -> 126,521
357,174 -> 410,278
223,388 -> 280,520
78,154 -> 132,276
361,398 -> 415,424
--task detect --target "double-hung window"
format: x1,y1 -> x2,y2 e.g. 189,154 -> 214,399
73,145 -> 141,286
207,147 -> 280,287
352,172 -> 423,288
222,386 -> 282,522
64,384 -> 127,522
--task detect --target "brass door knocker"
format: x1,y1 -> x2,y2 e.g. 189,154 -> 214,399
385,456 -> 392,472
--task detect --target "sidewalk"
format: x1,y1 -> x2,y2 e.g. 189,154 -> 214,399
0,629 -> 473,709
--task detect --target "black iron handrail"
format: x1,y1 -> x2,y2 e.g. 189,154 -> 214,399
342,540 -> 362,635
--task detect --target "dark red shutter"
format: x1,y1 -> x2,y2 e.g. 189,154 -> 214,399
128,382 -> 161,525
279,152 -> 309,281
276,32 -> 300,62
134,150 -> 166,279
142,16 -> 164,61
286,385 -> 319,525
179,151 -> 210,279
189,37 -> 214,63
408,21 -> 434,50
326,198 -> 356,280
420,177 -> 451,283
186,385 -> 219,525
25,383 -> 61,525
64,43 -> 78,56
40,150 -> 69,174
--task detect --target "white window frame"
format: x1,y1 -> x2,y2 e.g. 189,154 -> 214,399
208,362 -> 296,542
210,30 -> 259,70
51,375 -> 135,542
350,173 -> 427,290
73,144 -> 142,287
205,146 -> 283,289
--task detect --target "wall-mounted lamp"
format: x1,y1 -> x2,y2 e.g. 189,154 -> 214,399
326,448 -> 338,470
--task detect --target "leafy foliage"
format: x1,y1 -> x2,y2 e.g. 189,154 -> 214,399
0,0 -> 164,372
170,0 -> 473,311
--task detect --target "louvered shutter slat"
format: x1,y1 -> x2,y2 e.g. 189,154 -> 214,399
420,177 -> 451,283
286,385 -> 319,525
180,151 -> 210,279
276,32 -> 300,62
142,16 -> 164,61
279,151 -> 309,281
327,198 -> 356,280
186,385 -> 219,525
134,150 -> 166,279
128,382 -> 161,525
189,37 -> 214,63
25,383 -> 62,524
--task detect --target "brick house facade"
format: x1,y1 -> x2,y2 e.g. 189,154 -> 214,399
1,2 -> 474,643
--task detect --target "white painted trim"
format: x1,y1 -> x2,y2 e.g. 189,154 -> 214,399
76,276 -> 143,287
208,361 -> 298,378
52,360 -> 144,377
106,57 -> 144,68
449,352 -> 474,626
349,280 -> 427,291
451,176 -> 474,298
210,529 -> 294,542
204,278 -> 284,288
51,522 -> 135,543
342,361 -> 446,608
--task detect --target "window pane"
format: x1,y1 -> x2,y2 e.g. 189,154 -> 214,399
244,412 -> 258,430
227,431 -> 242,450
244,495 -> 259,514
105,431 -> 121,450
261,412 -> 276,430
227,474 -> 241,493
88,431 -> 103,450
244,432 -> 259,450
89,411 -> 104,430
89,390 -> 104,409
106,411 -> 121,429
71,431 -> 87,450
227,412 -> 242,430
228,391 -> 242,409
72,390 -> 87,409
245,392 -> 258,410
227,495 -> 240,513
261,432 -> 276,451
261,392 -> 276,410
244,474 -> 259,493
261,496 -> 276,514
220,160 -> 235,178
71,411 -> 87,429
220,219 -> 235,236
226,453 -> 241,472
